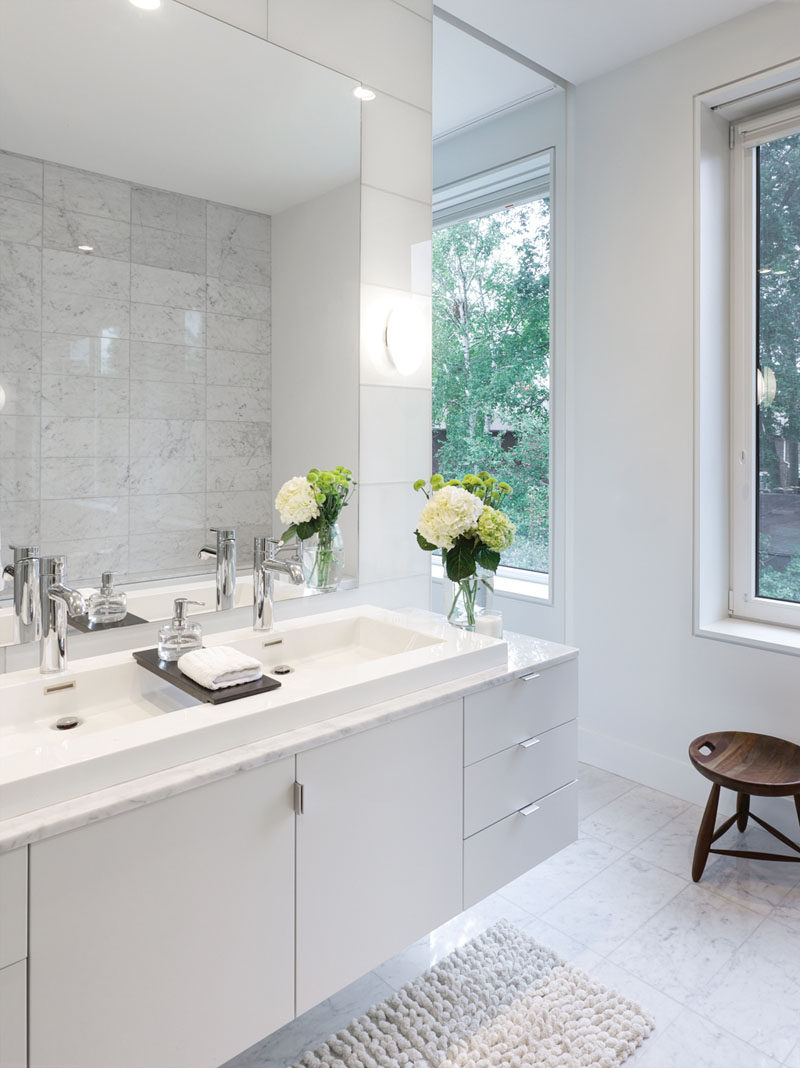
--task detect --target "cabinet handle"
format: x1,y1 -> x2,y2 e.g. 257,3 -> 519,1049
520,671 -> 541,682
519,736 -> 540,749
293,781 -> 304,815
519,802 -> 540,816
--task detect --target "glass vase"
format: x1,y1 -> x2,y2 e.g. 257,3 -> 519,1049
301,522 -> 345,591
443,567 -> 495,630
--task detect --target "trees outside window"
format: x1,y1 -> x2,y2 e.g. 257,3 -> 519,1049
432,198 -> 551,574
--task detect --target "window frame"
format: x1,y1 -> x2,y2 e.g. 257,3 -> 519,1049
730,102 -> 800,627
431,151 -> 554,598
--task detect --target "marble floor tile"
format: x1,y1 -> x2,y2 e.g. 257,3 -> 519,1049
771,881 -> 800,935
541,853 -> 686,956
223,970 -> 394,1068
627,1007 -> 783,1068
586,958 -> 684,1034
631,803 -> 714,881
499,833 -> 625,916
693,918 -> 800,1062
519,914 -> 602,970
608,882 -> 763,1004
579,784 -> 690,852
577,761 -> 637,818
692,824 -> 800,915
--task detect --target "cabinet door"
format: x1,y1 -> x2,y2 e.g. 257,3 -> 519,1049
29,759 -> 295,1068
296,701 -> 463,1014
0,962 -> 26,1068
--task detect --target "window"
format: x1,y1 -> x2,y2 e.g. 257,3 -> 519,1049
731,104 -> 800,626
431,154 -> 552,582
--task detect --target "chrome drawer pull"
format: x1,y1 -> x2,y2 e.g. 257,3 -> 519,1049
519,802 -> 540,816
519,736 -> 540,749
520,671 -> 541,682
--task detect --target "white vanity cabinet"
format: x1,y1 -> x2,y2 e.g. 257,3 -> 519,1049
462,661 -> 579,907
0,848 -> 27,1068
28,758 -> 296,1068
295,700 -> 463,1013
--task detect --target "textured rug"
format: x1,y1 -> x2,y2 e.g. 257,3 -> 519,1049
293,920 -> 654,1068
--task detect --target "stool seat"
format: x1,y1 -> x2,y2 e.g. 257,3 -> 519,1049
689,731 -> 800,797
688,730 -> 800,882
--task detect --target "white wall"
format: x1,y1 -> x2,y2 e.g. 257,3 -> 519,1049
183,0 -> 434,609
570,2 -> 800,803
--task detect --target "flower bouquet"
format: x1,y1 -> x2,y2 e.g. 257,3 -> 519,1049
413,473 -> 515,629
275,467 -> 356,591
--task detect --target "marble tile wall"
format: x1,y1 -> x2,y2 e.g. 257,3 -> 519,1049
0,149 -> 272,589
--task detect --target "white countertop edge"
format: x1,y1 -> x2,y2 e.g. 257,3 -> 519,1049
0,632 -> 577,853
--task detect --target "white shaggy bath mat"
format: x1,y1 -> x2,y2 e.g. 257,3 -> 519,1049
293,920 -> 654,1068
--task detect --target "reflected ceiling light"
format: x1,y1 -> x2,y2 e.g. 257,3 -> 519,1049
129,0 -> 161,9
385,306 -> 425,376
77,244 -> 94,253
353,86 -> 376,101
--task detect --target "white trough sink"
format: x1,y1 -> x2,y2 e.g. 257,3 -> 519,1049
0,606 -> 506,820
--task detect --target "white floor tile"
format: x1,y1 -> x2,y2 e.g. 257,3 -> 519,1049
580,784 -> 690,852
520,914 -> 602,971
628,1008 -> 784,1068
541,853 -> 686,956
577,761 -> 637,818
499,834 -> 625,916
695,824 -> 800,915
608,883 -> 763,1004
586,958 -> 684,1033
632,803 -> 714,880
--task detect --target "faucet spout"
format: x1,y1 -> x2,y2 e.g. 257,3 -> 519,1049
39,556 -> 85,674
199,528 -> 236,610
253,537 -> 305,632
4,545 -> 41,644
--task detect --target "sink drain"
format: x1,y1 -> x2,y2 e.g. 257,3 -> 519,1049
272,664 -> 293,676
53,716 -> 81,731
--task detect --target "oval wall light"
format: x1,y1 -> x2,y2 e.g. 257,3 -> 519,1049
353,86 -> 376,101
385,306 -> 425,377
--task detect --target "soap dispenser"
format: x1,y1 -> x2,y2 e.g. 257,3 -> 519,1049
158,598 -> 204,661
87,571 -> 127,625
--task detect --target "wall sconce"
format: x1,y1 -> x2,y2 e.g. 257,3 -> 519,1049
385,306 -> 425,376
757,366 -> 777,407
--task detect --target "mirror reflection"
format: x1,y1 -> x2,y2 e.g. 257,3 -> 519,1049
0,0 -> 361,646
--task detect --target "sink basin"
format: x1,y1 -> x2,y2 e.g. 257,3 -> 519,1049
0,606 -> 506,820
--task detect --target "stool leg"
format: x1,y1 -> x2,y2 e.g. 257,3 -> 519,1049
795,793 -> 800,829
736,791 -> 750,833
692,783 -> 720,882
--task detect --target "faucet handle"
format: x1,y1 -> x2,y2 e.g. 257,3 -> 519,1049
9,544 -> 39,559
210,527 -> 236,540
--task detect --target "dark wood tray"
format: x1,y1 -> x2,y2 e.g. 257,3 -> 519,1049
132,648 -> 282,705
70,612 -> 149,633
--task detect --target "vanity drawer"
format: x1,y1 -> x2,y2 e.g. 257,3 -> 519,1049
464,719 -> 577,838
0,960 -> 26,1068
464,659 -> 577,766
463,780 -> 577,909
0,849 -> 27,970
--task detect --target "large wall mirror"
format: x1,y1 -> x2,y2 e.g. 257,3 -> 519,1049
0,0 -> 361,645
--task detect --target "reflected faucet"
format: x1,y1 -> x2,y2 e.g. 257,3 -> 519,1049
198,527 -> 236,611
40,555 -> 86,674
253,537 -> 304,632
3,544 -> 41,644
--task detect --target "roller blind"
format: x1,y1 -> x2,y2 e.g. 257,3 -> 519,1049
432,150 -> 550,229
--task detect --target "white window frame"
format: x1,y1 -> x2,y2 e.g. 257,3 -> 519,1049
730,103 -> 800,627
432,151 -> 554,600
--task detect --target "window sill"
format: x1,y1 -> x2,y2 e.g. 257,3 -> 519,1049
431,562 -> 550,603
697,616 -> 800,656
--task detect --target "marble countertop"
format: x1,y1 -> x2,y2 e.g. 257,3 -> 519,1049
0,630 -> 576,854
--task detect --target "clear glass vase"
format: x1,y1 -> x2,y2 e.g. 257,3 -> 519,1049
301,522 -> 345,591
443,567 -> 495,630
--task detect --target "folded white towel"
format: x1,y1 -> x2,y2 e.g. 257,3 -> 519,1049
177,645 -> 263,690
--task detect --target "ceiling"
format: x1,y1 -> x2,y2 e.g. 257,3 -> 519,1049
434,0 -> 776,140
0,0 -> 360,215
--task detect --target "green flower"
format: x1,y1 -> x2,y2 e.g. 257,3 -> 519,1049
431,474 -> 445,489
477,506 -> 516,552
307,471 -> 319,484
413,478 -> 426,492
497,482 -> 512,495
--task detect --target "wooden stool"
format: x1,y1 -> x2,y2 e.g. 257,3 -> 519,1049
688,731 -> 800,882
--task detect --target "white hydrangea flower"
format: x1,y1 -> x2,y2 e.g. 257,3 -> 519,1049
275,476 -> 320,526
418,485 -> 484,550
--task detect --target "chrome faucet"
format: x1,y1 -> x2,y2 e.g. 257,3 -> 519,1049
40,556 -> 86,674
198,527 -> 236,611
3,544 -> 41,644
253,537 -> 304,632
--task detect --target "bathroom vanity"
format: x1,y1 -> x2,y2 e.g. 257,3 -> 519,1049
0,608 -> 577,1068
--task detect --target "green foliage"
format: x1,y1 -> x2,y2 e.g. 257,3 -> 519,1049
432,201 -> 551,572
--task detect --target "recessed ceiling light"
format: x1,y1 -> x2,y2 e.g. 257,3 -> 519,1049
353,86 -> 376,102
77,244 -> 94,253
129,0 -> 161,9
